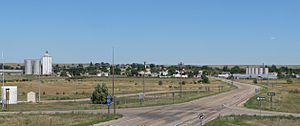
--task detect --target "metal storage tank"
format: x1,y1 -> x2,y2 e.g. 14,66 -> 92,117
1,86 -> 18,104
33,59 -> 41,75
255,68 -> 259,75
264,68 -> 269,75
246,68 -> 249,75
251,68 -> 255,75
259,68 -> 264,75
24,59 -> 32,75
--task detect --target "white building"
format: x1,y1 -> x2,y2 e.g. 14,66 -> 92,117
42,51 -> 53,75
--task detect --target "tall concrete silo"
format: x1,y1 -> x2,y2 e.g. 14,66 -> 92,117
259,68 -> 264,75
33,59 -> 41,75
255,68 -> 259,75
24,59 -> 32,75
251,68 -> 255,75
264,68 -> 269,75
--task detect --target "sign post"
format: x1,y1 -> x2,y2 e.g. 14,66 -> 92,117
172,92 -> 175,104
198,113 -> 205,126
139,93 -> 145,106
106,96 -> 111,114
267,92 -> 275,109
256,96 -> 265,116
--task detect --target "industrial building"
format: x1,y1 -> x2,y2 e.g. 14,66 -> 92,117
24,51 -> 52,75
24,59 -> 41,75
233,67 -> 277,79
0,70 -> 23,76
42,51 -> 52,75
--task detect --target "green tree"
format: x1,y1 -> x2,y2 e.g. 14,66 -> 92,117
158,80 -> 163,86
201,75 -> 210,84
253,78 -> 258,84
287,79 -> 293,84
91,83 -> 109,104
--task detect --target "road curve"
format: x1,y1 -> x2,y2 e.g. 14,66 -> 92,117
96,78 -> 262,126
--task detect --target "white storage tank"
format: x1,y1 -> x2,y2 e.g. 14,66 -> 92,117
24,59 -> 32,75
1,86 -> 18,104
264,68 -> 269,75
33,59 -> 41,75
259,68 -> 264,75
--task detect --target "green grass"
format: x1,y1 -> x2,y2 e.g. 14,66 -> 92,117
244,79 -> 300,113
0,112 -> 122,126
205,115 -> 300,126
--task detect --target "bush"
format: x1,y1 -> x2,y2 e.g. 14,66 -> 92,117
201,75 -> 210,84
289,89 -> 299,93
158,80 -> 163,86
287,79 -> 293,84
91,83 -> 109,104
182,81 -> 186,85
253,78 -> 258,84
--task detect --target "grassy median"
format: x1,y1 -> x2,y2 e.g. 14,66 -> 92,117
205,115 -> 300,126
0,112 -> 122,126
241,79 -> 300,113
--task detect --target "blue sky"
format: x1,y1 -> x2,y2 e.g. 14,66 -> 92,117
0,0 -> 299,65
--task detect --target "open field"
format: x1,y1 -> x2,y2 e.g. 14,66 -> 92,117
205,115 -> 300,126
0,113 -> 121,126
3,76 -> 230,101
236,79 -> 300,113
0,77 -> 235,112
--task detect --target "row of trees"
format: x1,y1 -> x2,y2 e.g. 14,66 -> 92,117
53,63 -> 300,78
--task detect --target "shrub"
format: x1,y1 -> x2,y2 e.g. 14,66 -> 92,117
287,79 -> 293,84
91,83 -> 109,104
253,78 -> 258,84
158,80 -> 163,86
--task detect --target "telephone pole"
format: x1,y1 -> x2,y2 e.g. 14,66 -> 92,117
179,62 -> 183,97
2,51 -> 4,87
143,61 -> 146,94
112,47 -> 116,115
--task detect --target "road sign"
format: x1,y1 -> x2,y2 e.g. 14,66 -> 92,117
139,93 -> 145,100
255,88 -> 260,93
198,113 -> 205,119
256,96 -> 265,101
267,92 -> 275,96
106,96 -> 111,106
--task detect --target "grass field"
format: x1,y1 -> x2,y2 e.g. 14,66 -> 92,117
0,112 -> 121,126
3,76 -> 230,101
1,77 -> 236,112
237,79 -> 300,113
205,115 -> 300,126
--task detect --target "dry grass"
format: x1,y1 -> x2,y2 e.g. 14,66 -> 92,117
0,113 -> 121,126
4,76 -> 225,101
206,115 -> 300,126
241,78 -> 300,113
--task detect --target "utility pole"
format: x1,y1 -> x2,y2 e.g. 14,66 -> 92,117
1,51 -> 4,87
38,60 -> 41,103
112,47 -> 116,115
143,61 -> 146,94
2,51 -> 5,111
179,62 -> 183,98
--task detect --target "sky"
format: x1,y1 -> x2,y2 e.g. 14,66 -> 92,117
0,0 -> 299,65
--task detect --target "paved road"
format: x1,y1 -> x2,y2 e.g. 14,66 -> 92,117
3,78 -> 300,126
96,78 -> 300,126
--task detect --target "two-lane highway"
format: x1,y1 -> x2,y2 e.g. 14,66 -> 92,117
97,78 -> 261,126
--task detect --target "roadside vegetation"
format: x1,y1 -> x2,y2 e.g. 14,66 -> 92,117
2,78 -> 236,112
0,113 -> 121,126
238,79 -> 300,113
205,115 -> 300,126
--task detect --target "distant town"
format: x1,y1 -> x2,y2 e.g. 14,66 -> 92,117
0,51 -> 299,80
